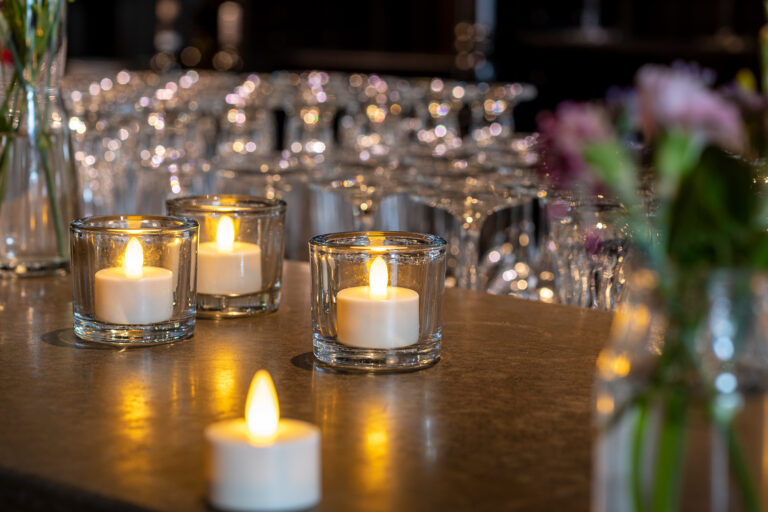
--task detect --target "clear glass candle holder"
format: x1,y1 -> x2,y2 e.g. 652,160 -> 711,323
70,216 -> 198,346
310,231 -> 446,371
166,195 -> 286,318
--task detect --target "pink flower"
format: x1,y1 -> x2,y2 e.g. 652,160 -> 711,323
636,65 -> 746,153
537,101 -> 615,188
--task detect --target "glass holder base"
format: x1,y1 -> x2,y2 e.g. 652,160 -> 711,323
73,312 -> 195,346
1,259 -> 68,278
313,333 -> 441,372
196,287 -> 280,319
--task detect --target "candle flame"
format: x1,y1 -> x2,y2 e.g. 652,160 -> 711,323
369,256 -> 388,299
217,216 -> 235,252
124,238 -> 143,277
245,370 -> 279,443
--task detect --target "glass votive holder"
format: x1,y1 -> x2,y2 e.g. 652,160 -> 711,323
309,231 -> 447,371
166,195 -> 286,318
70,216 -> 198,346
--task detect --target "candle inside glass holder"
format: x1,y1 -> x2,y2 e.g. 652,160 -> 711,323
310,231 -> 446,371
70,215 -> 198,346
166,195 -> 286,318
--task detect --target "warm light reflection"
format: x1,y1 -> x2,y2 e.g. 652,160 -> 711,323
118,374 -> 150,444
369,256 -> 388,299
597,350 -> 631,380
212,347 -> 239,414
596,393 -> 614,415
609,302 -> 651,345
362,402 -> 390,493
217,216 -> 235,252
245,370 -> 279,443
124,238 -> 143,277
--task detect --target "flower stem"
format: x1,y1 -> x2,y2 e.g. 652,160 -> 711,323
0,139 -> 9,210
630,398 -> 649,512
721,418 -> 759,512
39,131 -> 65,258
651,391 -> 687,512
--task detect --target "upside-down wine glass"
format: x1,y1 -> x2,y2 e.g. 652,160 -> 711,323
409,173 -> 530,290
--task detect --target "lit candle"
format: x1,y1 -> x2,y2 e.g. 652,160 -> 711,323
94,238 -> 174,325
197,216 -> 262,295
336,256 -> 420,349
205,371 -> 321,511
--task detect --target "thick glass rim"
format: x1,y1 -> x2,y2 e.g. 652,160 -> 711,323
166,195 -> 287,214
309,231 -> 446,253
70,215 -> 198,234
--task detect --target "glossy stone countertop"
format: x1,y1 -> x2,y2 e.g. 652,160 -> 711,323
0,261 -> 613,512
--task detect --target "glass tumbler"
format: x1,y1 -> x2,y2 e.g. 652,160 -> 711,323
70,216 -> 198,346
310,231 -> 446,371
166,195 -> 286,318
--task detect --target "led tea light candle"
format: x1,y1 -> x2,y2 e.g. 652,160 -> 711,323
336,256 -> 419,349
71,216 -> 198,346
198,216 -> 262,295
166,196 -> 286,318
94,238 -> 174,325
310,232 -> 447,371
206,370 -> 321,511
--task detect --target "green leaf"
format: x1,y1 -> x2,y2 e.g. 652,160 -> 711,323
655,130 -> 704,182
583,140 -> 638,205
665,147 -> 765,269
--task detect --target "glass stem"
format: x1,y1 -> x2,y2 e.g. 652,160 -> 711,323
355,206 -> 376,231
457,226 -> 482,290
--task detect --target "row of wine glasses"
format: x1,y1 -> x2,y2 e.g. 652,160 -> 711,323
62,68 -> 628,311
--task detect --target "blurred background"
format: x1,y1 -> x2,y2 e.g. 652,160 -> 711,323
53,0 -> 768,308
68,0 -> 767,130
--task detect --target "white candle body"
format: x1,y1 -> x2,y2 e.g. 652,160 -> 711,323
205,419 -> 321,512
197,241 -> 262,295
336,286 -> 420,349
94,266 -> 174,325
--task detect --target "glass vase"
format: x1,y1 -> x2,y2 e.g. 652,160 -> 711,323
0,0 -> 78,276
593,269 -> 768,511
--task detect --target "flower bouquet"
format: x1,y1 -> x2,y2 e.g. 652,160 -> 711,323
538,64 -> 768,511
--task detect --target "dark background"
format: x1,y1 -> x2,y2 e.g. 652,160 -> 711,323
67,0 -> 767,130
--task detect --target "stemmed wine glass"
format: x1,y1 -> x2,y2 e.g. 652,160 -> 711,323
309,165 -> 403,233
541,194 -> 630,310
213,153 -> 312,260
409,173 -> 533,290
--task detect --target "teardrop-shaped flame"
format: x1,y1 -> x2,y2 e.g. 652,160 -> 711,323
245,370 -> 280,443
124,238 -> 143,277
217,216 -> 235,252
369,256 -> 388,299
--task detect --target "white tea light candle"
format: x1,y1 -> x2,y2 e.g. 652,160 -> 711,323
336,256 -> 419,349
197,216 -> 262,295
94,238 -> 174,325
205,370 -> 321,512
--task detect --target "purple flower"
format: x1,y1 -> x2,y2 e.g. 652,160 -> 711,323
537,102 -> 615,188
636,65 -> 746,153
584,229 -> 604,256
719,83 -> 768,115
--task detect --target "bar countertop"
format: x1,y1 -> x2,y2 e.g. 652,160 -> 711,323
0,261 -> 613,512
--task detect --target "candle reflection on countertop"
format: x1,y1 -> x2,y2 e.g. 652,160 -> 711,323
311,367 -> 438,510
